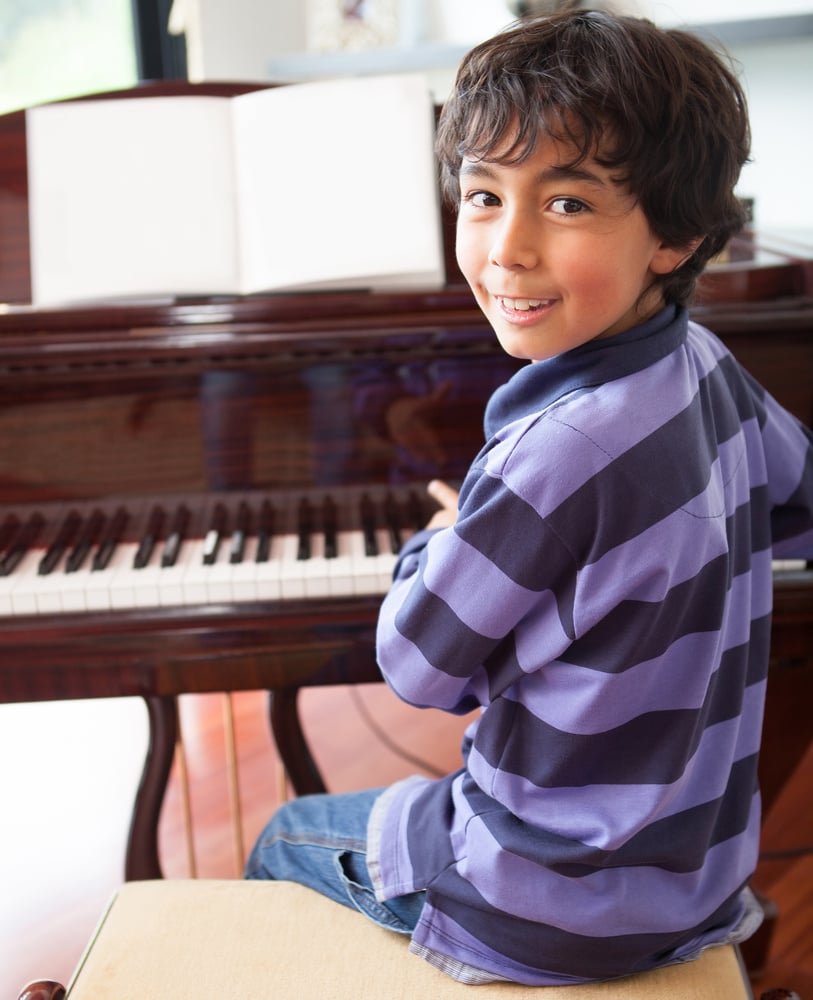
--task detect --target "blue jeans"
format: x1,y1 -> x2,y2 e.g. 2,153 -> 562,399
244,788 -> 425,934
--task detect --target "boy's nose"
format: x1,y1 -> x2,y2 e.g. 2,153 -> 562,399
488,214 -> 539,271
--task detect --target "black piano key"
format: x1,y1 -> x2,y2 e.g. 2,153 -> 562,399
0,512 -> 45,576
38,509 -> 81,575
134,505 -> 164,569
161,504 -> 191,568
255,500 -> 274,563
92,506 -> 129,571
360,494 -> 379,556
322,495 -> 338,559
296,497 -> 314,561
65,508 -> 106,573
202,502 -> 227,566
383,493 -> 402,554
229,501 -> 251,564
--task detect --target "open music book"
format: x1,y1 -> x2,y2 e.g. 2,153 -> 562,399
26,75 -> 445,306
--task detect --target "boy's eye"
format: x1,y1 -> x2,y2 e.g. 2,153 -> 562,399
550,197 -> 588,215
463,190 -> 500,208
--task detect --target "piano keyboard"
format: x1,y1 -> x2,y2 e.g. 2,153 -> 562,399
0,485 -> 434,616
0,488 -> 808,618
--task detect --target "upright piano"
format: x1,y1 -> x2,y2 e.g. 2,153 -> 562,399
0,86 -> 811,906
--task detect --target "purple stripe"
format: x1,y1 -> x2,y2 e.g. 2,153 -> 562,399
682,433 -> 755,518
513,629 -> 752,733
451,795 -> 760,935
511,552 -> 774,732
484,357 -> 699,515
410,912 -> 589,986
486,385 -> 692,520
686,321 -> 730,365
377,595 -> 490,709
467,679 -> 766,841
476,642 -> 767,785
485,412 -> 614,514
762,392 -> 813,502
413,886 -> 753,984
739,414 -> 769,486
575,506 -> 728,615
422,531 -> 543,638
492,340 -> 723,520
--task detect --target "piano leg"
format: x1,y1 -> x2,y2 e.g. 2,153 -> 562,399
266,637 -> 382,797
125,695 -> 178,880
268,687 -> 328,796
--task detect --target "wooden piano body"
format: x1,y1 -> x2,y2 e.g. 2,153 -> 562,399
0,85 -> 811,919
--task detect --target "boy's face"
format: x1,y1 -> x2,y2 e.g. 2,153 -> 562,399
455,132 -> 688,362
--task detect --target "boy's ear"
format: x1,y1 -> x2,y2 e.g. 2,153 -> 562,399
651,237 -> 704,274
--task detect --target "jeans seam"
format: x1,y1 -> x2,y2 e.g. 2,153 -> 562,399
258,831 -> 367,852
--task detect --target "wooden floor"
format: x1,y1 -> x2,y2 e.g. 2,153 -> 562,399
2,685 -> 812,997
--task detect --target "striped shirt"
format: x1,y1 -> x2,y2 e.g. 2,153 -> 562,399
368,305 -> 813,985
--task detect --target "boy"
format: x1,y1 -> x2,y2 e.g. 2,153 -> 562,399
246,9 -> 813,985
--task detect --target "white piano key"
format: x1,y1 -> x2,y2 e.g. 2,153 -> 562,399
180,539 -> 210,605
155,538 -> 200,606
229,535 -> 260,602
253,533 -> 285,601
301,532 -> 333,598
1,549 -> 42,615
84,561 -> 114,611
327,531 -> 358,597
132,552 -> 164,609
35,551 -> 75,613
60,563 -> 95,612
205,539 -> 237,604
278,533 -> 307,600
348,530 -> 381,596
108,542 -> 143,610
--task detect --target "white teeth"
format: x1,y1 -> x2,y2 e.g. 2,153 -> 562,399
499,297 -> 543,311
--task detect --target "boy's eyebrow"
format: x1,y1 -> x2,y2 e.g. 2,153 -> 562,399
540,164 -> 609,189
459,160 -> 610,190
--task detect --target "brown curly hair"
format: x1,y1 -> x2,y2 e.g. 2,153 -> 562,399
436,10 -> 751,306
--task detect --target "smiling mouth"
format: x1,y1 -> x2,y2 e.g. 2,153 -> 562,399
496,296 -> 551,312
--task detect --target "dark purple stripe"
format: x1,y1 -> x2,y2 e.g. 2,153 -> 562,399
471,752 -> 758,877
473,639 -> 763,788
422,870 -> 748,981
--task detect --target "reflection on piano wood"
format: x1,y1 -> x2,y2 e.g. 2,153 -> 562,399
0,485 -> 433,615
0,84 -> 812,911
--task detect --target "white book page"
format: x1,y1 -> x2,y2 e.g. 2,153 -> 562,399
27,96 -> 240,305
230,75 -> 445,294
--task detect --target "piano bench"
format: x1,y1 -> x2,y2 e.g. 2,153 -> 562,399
18,878 -> 771,1000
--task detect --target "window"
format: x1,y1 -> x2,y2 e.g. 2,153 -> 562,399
0,0 -> 186,116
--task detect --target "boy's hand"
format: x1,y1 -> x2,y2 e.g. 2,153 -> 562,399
426,479 -> 459,528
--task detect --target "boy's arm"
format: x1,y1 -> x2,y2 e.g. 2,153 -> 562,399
762,392 -> 813,558
376,470 -> 574,714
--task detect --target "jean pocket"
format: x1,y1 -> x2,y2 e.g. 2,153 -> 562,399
335,850 -> 416,934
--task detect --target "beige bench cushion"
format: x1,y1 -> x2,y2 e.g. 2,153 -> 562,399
65,879 -> 751,999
